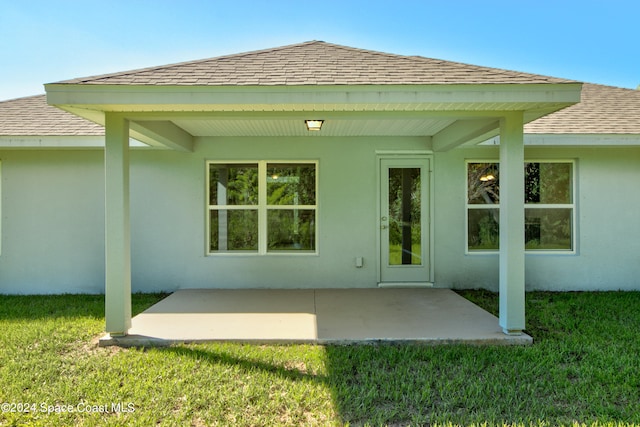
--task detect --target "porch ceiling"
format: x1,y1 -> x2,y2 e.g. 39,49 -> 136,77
171,117 -> 456,137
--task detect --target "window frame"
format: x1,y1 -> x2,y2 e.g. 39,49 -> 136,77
206,160 -> 318,256
465,159 -> 576,255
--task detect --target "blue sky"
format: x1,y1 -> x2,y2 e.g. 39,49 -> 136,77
0,0 -> 638,100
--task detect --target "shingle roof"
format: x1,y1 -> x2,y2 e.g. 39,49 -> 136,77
524,83 -> 640,134
0,95 -> 104,136
56,40 -> 574,86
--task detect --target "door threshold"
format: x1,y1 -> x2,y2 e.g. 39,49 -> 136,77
378,282 -> 434,288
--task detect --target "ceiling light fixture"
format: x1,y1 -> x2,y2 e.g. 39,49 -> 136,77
305,120 -> 324,131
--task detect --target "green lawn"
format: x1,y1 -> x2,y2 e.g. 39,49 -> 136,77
1,291 -> 639,426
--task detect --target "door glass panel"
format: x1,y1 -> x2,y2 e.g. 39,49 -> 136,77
388,168 -> 421,265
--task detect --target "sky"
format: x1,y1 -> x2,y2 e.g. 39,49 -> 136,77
0,0 -> 638,100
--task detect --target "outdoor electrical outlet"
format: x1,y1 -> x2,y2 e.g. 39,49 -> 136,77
355,257 -> 363,268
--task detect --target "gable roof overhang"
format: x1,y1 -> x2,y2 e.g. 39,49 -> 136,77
44,82 -> 581,152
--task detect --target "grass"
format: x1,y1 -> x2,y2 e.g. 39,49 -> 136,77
1,291 -> 639,426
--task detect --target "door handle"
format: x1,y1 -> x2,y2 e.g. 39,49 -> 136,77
381,224 -> 388,229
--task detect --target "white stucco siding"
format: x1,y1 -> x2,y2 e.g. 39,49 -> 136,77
128,136 -> 430,292
526,146 -> 640,290
434,145 -> 640,291
1,141 -> 638,294
0,150 -> 105,294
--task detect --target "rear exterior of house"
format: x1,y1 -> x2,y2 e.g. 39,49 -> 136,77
2,129 -> 638,293
1,41 -> 639,335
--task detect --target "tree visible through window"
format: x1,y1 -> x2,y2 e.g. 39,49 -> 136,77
467,161 -> 574,252
208,161 -> 317,254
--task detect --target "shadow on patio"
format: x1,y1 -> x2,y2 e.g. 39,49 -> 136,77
100,288 -> 531,346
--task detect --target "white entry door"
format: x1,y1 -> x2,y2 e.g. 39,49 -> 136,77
379,157 -> 430,284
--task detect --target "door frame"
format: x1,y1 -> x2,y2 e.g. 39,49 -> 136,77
376,151 -> 435,286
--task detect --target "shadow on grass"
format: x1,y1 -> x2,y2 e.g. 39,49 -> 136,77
160,345 -> 328,384
152,291 -> 640,426
3,291 -> 640,426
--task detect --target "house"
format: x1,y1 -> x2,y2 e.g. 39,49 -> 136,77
1,41 -> 638,337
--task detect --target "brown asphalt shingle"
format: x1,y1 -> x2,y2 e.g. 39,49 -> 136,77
55,40 -> 574,86
0,95 -> 104,136
525,83 -> 640,134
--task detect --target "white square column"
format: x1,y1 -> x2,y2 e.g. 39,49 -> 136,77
104,113 -> 132,336
499,112 -> 525,335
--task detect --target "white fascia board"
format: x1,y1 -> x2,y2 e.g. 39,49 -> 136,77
0,135 -> 148,148
45,83 -> 582,113
481,134 -> 640,146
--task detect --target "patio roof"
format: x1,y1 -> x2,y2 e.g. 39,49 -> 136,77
56,40 -> 574,87
44,41 -> 581,151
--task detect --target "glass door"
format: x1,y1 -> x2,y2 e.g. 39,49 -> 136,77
379,158 -> 430,283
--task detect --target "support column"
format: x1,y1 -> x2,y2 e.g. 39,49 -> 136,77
104,113 -> 131,336
499,112 -> 525,335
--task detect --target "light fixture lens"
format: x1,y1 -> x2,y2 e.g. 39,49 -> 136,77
305,120 -> 324,131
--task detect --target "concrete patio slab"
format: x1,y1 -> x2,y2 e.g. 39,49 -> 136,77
100,288 -> 532,347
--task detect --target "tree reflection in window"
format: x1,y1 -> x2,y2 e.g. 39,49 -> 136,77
208,162 -> 317,253
467,161 -> 573,251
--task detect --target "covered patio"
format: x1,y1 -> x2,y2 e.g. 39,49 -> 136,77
44,42 -> 582,341
99,288 -> 532,346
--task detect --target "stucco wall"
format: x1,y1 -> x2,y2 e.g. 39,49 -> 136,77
434,145 -> 640,291
0,150 -> 105,293
128,136 -> 429,292
1,142 -> 638,294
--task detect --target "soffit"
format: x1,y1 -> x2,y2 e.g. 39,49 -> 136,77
172,117 -> 455,137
